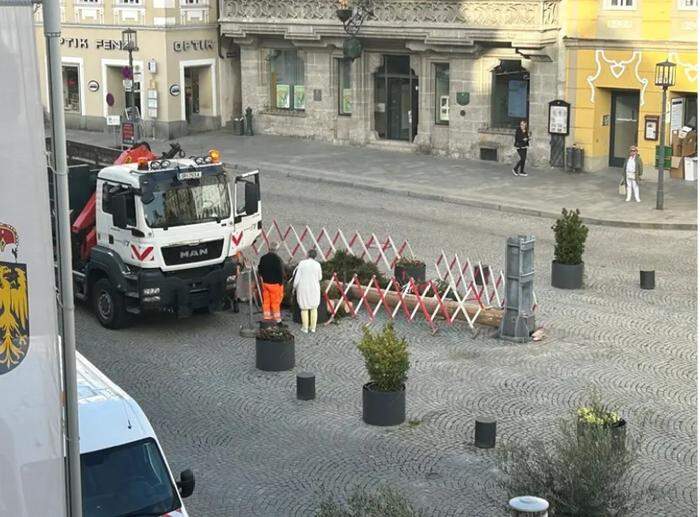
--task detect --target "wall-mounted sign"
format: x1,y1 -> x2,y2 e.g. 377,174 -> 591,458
106,93 -> 115,107
169,84 -> 181,96
313,89 -> 322,102
173,40 -> 214,52
456,92 -> 470,106
343,38 -> 362,60
548,99 -> 570,136
644,115 -> 659,141
106,115 -> 120,126
602,114 -> 610,127
147,59 -> 157,74
59,38 -> 134,51
87,80 -> 99,92
670,97 -> 685,131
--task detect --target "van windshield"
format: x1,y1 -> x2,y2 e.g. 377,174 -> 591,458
81,438 -> 181,517
142,173 -> 231,229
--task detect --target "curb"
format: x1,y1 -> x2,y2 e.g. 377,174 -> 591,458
241,165 -> 697,231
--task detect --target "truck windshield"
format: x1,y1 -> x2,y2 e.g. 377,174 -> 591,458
81,438 -> 181,517
143,173 -> 230,228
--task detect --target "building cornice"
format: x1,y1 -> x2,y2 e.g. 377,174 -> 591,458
33,22 -> 218,31
563,37 -> 696,52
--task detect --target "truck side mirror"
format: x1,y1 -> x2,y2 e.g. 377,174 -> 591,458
244,181 -> 259,216
177,469 -> 195,498
111,193 -> 129,229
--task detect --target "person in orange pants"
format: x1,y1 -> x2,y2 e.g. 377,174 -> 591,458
257,242 -> 285,322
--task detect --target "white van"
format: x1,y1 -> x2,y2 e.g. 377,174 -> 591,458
77,353 -> 194,516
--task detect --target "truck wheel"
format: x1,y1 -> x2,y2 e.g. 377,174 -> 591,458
93,278 -> 130,329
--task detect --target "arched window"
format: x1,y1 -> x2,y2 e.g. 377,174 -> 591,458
269,50 -> 305,111
491,60 -> 529,129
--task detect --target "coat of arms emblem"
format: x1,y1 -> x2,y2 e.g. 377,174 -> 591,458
0,223 -> 29,374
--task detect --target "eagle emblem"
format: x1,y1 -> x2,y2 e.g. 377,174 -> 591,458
0,223 -> 29,375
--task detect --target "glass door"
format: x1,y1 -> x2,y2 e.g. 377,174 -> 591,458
609,91 -> 640,167
374,55 -> 418,142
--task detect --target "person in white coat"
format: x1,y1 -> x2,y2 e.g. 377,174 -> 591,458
293,249 -> 323,333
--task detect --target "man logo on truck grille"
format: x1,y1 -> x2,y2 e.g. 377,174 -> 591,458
0,223 -> 29,375
180,247 -> 209,259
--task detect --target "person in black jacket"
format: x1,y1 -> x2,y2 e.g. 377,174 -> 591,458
513,120 -> 529,177
257,242 -> 285,322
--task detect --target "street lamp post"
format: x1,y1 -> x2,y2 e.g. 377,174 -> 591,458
121,28 -> 138,119
654,60 -> 676,210
336,0 -> 372,60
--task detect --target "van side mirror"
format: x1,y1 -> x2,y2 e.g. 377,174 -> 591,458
177,469 -> 195,499
244,181 -> 259,216
112,193 -> 129,229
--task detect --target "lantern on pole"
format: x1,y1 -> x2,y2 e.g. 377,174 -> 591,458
654,60 -> 676,211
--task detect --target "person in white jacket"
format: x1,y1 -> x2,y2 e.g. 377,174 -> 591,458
293,249 -> 323,333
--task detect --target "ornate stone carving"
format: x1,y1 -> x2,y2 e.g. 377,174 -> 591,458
222,0 -> 560,27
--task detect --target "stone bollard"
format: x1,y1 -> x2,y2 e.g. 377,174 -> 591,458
474,416 -> 496,448
296,372 -> 315,400
640,270 -> 655,290
509,496 -> 549,516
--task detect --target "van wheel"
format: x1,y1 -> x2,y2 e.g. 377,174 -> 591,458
93,278 -> 130,329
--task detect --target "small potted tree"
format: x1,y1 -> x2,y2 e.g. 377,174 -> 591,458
551,208 -> 589,289
577,397 -> 626,451
357,323 -> 409,426
393,257 -> 426,285
255,323 -> 295,372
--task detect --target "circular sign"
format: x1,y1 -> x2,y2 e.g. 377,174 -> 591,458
88,80 -> 99,92
106,93 -> 115,107
169,84 -> 181,96
343,37 -> 362,60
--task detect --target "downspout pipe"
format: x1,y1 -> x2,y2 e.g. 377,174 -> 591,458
43,0 -> 83,515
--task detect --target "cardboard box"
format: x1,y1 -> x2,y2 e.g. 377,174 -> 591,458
684,157 -> 697,181
670,166 -> 684,179
671,156 -> 682,168
681,131 -> 697,157
671,130 -> 683,156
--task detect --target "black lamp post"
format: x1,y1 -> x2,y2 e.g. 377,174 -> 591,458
121,28 -> 138,119
654,59 -> 676,210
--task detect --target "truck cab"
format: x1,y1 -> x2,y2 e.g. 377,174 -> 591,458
77,352 -> 194,516
69,149 -> 262,328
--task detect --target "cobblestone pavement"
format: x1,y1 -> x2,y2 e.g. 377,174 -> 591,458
75,175 -> 697,516
66,129 -> 697,229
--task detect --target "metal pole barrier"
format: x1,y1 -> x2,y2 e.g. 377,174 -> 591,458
240,268 -> 256,338
43,0 -> 82,514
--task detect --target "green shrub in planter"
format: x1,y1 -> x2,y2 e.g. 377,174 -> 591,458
551,208 -> 589,289
316,485 -> 425,517
321,250 -> 387,285
552,208 -> 589,265
357,323 -> 409,392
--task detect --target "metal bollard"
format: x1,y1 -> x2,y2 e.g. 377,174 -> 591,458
474,416 -> 496,448
640,270 -> 655,290
296,372 -> 316,400
509,496 -> 549,517
239,269 -> 257,338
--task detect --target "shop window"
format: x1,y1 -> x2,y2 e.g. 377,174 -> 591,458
604,0 -> 636,9
684,95 -> 697,128
678,0 -> 696,8
435,63 -> 449,124
269,50 -> 305,111
491,60 -> 529,129
62,65 -> 80,113
338,59 -> 352,115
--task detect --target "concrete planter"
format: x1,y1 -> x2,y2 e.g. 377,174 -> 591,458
362,382 -> 405,426
255,336 -> 295,372
551,260 -> 584,289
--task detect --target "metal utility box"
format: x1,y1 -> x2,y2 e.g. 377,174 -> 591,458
499,235 -> 536,343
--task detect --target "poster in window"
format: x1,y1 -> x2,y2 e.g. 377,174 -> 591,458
670,97 -> 684,131
294,85 -> 305,110
342,88 -> 352,114
507,80 -> 528,119
439,95 -> 449,122
276,84 -> 290,109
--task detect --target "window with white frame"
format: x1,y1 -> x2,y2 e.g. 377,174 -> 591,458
678,0 -> 697,9
604,0 -> 636,9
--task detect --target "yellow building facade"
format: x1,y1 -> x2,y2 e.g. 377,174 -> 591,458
563,0 -> 697,175
33,0 -> 241,139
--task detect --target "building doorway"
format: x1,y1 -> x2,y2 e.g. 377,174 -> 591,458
184,67 -> 200,123
609,90 -> 640,167
374,55 -> 418,142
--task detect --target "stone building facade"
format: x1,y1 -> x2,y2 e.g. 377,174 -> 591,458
220,0 -> 563,168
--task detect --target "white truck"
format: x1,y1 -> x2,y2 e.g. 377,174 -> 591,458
77,351 -> 194,516
63,143 -> 262,328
